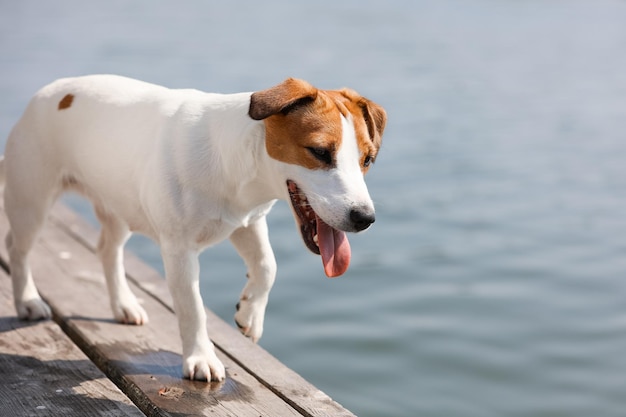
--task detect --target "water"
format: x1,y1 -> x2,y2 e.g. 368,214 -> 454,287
2,1 -> 626,416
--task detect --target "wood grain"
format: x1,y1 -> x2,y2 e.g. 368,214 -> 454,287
0,268 -> 144,417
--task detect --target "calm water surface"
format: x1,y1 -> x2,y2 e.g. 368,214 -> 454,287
2,2 -> 626,416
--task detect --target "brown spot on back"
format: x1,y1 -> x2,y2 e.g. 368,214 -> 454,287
58,94 -> 74,110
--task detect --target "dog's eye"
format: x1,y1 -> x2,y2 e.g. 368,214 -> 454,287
307,147 -> 332,165
363,155 -> 374,168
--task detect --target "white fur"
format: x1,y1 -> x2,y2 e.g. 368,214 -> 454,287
0,75 -> 374,382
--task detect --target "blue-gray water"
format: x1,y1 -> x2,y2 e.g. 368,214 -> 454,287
2,2 -> 626,416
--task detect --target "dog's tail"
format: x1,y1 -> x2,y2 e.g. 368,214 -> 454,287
0,155 -> 5,188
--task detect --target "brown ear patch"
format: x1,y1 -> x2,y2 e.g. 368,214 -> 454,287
58,94 -> 74,110
329,89 -> 386,173
249,78 -> 318,120
358,97 -> 386,149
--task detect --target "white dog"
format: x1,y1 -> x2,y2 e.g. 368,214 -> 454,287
0,75 -> 386,381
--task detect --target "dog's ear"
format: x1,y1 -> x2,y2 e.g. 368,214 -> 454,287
340,88 -> 387,149
249,78 -> 318,120
359,98 -> 387,150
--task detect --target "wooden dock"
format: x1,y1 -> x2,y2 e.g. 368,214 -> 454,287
0,196 -> 355,417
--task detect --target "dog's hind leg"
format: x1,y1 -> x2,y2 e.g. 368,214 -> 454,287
4,177 -> 55,321
230,216 -> 277,342
95,206 -> 148,325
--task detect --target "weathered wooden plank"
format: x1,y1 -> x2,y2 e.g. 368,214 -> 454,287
0,199 -> 303,416
0,268 -> 145,417
50,201 -> 357,417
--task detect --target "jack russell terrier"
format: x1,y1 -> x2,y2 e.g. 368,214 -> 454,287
0,75 -> 386,381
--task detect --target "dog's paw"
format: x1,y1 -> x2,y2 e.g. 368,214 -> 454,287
112,299 -> 149,325
183,349 -> 225,382
234,295 -> 266,343
16,297 -> 52,321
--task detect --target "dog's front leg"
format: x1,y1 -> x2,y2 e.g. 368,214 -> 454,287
161,244 -> 225,381
230,217 -> 277,342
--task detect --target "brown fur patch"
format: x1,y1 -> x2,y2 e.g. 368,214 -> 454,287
263,91 -> 343,170
58,94 -> 74,110
249,78 -> 317,121
328,89 -> 386,173
249,78 -> 387,173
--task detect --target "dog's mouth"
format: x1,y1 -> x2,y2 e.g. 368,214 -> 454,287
287,180 -> 351,278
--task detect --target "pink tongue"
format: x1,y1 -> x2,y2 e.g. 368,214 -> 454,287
316,215 -> 351,278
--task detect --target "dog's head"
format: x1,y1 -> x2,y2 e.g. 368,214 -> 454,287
249,78 -> 387,277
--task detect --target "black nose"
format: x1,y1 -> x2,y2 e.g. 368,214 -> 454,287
350,208 -> 375,231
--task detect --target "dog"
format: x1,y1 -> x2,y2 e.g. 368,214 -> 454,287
0,75 -> 386,381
